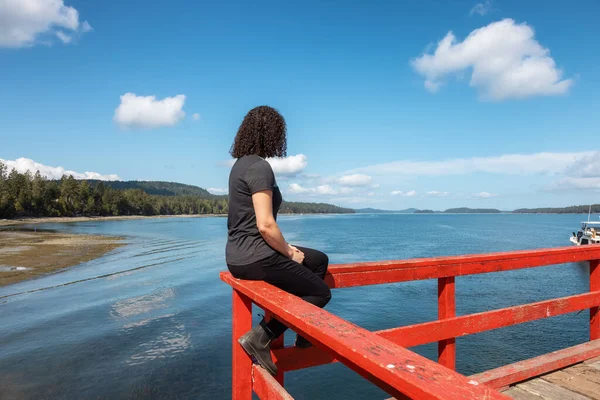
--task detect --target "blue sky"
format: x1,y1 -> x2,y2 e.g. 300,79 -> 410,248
1,0 -> 599,210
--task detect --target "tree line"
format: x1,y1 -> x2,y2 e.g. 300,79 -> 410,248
0,161 -> 353,219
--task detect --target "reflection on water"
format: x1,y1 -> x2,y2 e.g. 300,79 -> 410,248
0,214 -> 595,399
127,320 -> 191,366
112,288 -> 176,319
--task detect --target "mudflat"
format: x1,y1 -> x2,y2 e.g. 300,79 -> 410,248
0,214 -> 223,227
0,230 -> 124,287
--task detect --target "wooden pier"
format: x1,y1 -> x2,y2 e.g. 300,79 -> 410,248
502,356 -> 600,399
221,246 -> 600,399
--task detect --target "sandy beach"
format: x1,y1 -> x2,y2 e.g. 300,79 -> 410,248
0,230 -> 125,287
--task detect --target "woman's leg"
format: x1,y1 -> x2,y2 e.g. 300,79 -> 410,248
235,252 -> 332,375
294,246 -> 329,279
264,249 -> 330,348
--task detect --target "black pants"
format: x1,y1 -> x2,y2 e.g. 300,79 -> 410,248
227,246 -> 331,337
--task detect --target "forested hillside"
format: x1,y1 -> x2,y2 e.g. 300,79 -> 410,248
90,180 -> 214,197
0,161 -> 352,219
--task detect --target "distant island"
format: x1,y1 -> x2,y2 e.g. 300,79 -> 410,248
355,207 -> 418,214
443,207 -> 502,214
0,163 -> 353,219
514,204 -> 600,214
365,207 -> 502,214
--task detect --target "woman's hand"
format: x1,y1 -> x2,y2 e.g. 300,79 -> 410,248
288,244 -> 305,264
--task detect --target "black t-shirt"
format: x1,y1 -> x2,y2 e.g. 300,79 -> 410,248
226,155 -> 283,266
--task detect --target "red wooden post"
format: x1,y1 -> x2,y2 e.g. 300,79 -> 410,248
266,311 -> 285,385
438,276 -> 456,369
232,289 -> 253,400
591,260 -> 600,341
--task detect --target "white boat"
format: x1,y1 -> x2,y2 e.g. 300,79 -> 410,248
571,221 -> 600,245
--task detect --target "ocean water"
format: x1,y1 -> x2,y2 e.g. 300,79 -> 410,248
0,214 -> 594,399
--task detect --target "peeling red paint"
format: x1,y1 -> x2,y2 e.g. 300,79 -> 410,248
223,246 -> 600,399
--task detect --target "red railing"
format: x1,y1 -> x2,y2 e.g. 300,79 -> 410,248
220,246 -> 600,399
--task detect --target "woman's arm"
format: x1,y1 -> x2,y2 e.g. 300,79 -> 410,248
252,190 -> 304,263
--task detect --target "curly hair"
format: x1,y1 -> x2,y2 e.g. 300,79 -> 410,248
230,106 -> 287,159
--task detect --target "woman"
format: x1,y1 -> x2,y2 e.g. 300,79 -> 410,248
226,106 -> 332,376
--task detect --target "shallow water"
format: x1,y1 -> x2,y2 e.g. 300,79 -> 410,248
0,214 -> 594,399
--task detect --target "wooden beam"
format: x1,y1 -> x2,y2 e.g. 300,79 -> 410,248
438,277 -> 456,370
221,273 -> 509,400
323,247 -> 600,288
266,311 -> 285,386
591,260 -> 600,341
272,290 -> 600,372
379,290 -> 600,348
469,339 -> 600,389
232,289 -> 253,400
252,365 -> 294,400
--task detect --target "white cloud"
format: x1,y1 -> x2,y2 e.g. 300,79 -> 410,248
340,187 -> 353,194
266,154 -> 307,176
564,152 -> 600,179
351,151 -> 594,177
81,21 -> 92,33
473,191 -> 496,198
220,155 -> 308,176
207,188 -> 227,195
470,1 -> 492,16
0,157 -> 120,180
391,190 -> 417,197
288,183 -> 338,196
550,177 -> 600,191
338,174 -> 373,186
288,183 -> 311,194
427,191 -> 449,197
411,19 -> 573,100
114,93 -> 186,129
0,0 -> 91,48
192,113 -> 200,121
316,185 -> 337,195
549,152 -> 600,191
55,30 -> 71,43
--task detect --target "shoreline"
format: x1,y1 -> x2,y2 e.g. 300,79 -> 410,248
0,214 -> 226,227
1,211 -> 593,227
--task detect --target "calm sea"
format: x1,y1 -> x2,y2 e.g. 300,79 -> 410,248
0,214 -> 594,399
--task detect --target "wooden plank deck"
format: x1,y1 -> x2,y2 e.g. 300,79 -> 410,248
503,356 -> 600,400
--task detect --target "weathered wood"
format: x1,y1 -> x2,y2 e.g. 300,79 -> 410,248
592,260 -> 600,341
273,291 -> 600,372
221,273 -> 509,400
232,289 -> 253,400
542,370 -> 600,399
438,277 -> 456,370
585,356 -> 600,364
588,362 -> 600,372
325,247 -> 600,288
252,365 -> 294,400
470,340 -> 600,389
380,291 -> 600,348
222,248 -> 600,399
502,387 -> 544,399
517,379 -> 591,400
564,364 -> 600,385
266,311 -> 285,386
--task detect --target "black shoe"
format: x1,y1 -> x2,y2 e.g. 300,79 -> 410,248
238,320 -> 278,376
295,335 -> 313,348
